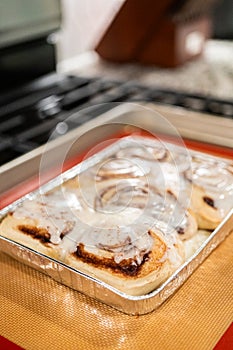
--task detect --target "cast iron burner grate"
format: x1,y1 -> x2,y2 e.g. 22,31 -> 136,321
0,73 -> 232,166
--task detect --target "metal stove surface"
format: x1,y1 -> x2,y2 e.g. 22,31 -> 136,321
0,73 -> 232,166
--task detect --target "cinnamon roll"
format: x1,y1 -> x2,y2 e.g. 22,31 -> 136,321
0,191 -> 78,259
186,155 -> 233,229
63,218 -> 185,296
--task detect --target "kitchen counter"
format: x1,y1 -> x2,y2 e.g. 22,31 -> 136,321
58,40 -> 233,101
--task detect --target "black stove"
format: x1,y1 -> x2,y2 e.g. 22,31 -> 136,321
0,72 -> 233,167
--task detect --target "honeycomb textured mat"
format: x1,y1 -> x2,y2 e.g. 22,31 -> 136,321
0,232 -> 232,350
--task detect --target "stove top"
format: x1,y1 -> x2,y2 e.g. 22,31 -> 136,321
0,73 -> 232,166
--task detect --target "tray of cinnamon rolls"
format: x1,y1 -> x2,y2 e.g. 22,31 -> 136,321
0,135 -> 232,315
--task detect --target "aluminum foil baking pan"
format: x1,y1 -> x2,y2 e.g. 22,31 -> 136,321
0,132 -> 232,315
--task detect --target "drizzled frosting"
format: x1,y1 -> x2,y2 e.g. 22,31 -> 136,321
189,156 -> 233,191
13,190 -> 156,264
63,216 -> 155,266
13,187 -> 184,267
94,179 -> 152,213
13,192 -> 79,244
116,145 -> 168,161
94,176 -> 194,239
94,157 -> 150,180
187,155 -> 233,216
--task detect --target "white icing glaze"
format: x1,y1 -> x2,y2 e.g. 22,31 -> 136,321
13,191 -> 80,244
116,145 -> 167,161
94,174 -> 190,235
189,156 -> 233,216
61,216 -> 183,267
61,214 -> 155,265
94,157 -> 150,180
13,191 -> 157,264
94,179 -> 151,213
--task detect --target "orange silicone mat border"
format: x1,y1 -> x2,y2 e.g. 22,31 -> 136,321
0,335 -> 24,349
